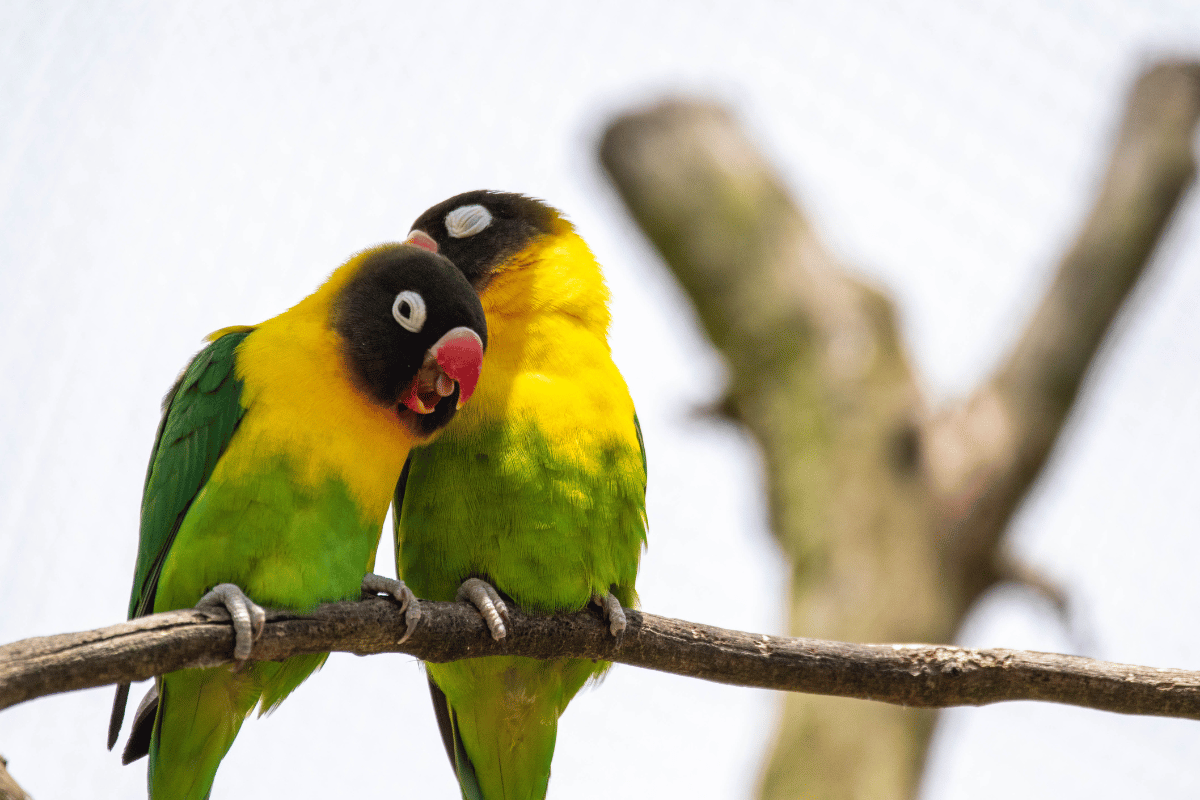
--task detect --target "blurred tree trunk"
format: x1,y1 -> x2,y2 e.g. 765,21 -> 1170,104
601,61 -> 1200,800
0,756 -> 30,800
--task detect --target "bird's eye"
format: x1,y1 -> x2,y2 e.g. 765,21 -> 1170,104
445,204 -> 493,238
392,290 -> 427,333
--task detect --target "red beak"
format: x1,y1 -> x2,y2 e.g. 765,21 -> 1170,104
431,326 -> 485,408
405,230 -> 438,253
399,326 -> 485,414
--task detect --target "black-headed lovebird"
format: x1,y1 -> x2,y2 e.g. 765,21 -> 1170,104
395,192 -> 647,800
108,243 -> 487,799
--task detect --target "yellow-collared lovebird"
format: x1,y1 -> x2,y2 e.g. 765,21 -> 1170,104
395,191 -> 647,800
107,243 -> 487,799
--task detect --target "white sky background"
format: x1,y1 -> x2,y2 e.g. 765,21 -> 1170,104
2,1 -> 1199,797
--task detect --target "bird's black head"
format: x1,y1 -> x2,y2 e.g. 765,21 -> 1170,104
331,244 -> 488,437
406,190 -> 561,289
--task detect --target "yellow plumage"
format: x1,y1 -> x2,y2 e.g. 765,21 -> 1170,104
452,226 -> 641,475
210,244 -> 418,516
115,239 -> 488,800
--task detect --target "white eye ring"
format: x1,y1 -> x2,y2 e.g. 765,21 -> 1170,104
445,204 -> 493,238
392,290 -> 427,333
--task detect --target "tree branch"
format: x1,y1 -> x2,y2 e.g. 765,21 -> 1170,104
3,599 -> 1200,722
927,62 -> 1200,604
599,82 -> 949,800
596,58 -> 1200,800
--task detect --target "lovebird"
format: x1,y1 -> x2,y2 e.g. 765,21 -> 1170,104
395,191 -> 647,800
107,242 -> 488,799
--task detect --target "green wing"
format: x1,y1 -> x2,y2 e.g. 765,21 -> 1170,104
391,454 -> 413,558
633,411 -> 647,486
108,329 -> 252,749
126,329 -> 253,619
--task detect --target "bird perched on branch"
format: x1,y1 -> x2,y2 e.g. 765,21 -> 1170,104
107,243 -> 487,800
395,191 -> 647,800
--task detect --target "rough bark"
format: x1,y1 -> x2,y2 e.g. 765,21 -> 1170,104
599,61 -> 1200,800
4,600 -> 1200,723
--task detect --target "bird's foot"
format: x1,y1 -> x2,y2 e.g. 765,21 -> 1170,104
457,577 -> 509,641
592,591 -> 627,638
362,573 -> 422,644
195,583 -> 266,661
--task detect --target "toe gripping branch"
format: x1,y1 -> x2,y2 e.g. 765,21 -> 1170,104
457,577 -> 510,641
195,583 -> 266,660
593,591 -> 627,638
453,580 -> 625,643
362,573 -> 422,644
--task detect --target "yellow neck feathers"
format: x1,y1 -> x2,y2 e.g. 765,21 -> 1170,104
481,227 -> 612,336
453,227 -> 636,450
208,246 -> 417,519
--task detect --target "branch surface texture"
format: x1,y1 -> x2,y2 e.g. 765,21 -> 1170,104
3,599 -> 1199,721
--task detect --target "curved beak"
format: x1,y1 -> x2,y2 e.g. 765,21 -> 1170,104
431,326 -> 485,407
400,326 -> 485,414
405,230 -> 438,253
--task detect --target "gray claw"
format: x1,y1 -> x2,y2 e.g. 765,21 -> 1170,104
362,573 -> 422,643
196,583 -> 265,660
593,592 -> 627,637
457,578 -> 509,641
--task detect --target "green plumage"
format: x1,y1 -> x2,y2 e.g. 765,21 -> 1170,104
399,419 -> 644,610
117,332 -> 384,799
110,241 -> 490,799
128,330 -> 252,621
398,189 -> 646,799
398,416 -> 646,800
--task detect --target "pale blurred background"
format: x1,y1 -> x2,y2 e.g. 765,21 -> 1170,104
2,1 -> 1200,797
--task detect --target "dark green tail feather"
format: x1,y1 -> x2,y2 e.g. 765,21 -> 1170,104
428,678 -> 456,768
429,677 -> 484,800
121,686 -> 158,764
107,682 -> 130,750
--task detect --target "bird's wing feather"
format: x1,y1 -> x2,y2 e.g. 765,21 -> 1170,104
391,453 -> 413,556
107,329 -> 252,750
127,329 -> 253,619
633,410 -> 647,488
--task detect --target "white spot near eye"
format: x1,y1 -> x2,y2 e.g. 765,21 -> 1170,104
445,204 -> 492,238
392,290 -> 426,333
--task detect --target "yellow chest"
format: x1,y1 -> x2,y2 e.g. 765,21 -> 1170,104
451,232 -> 639,468
209,303 -> 414,518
